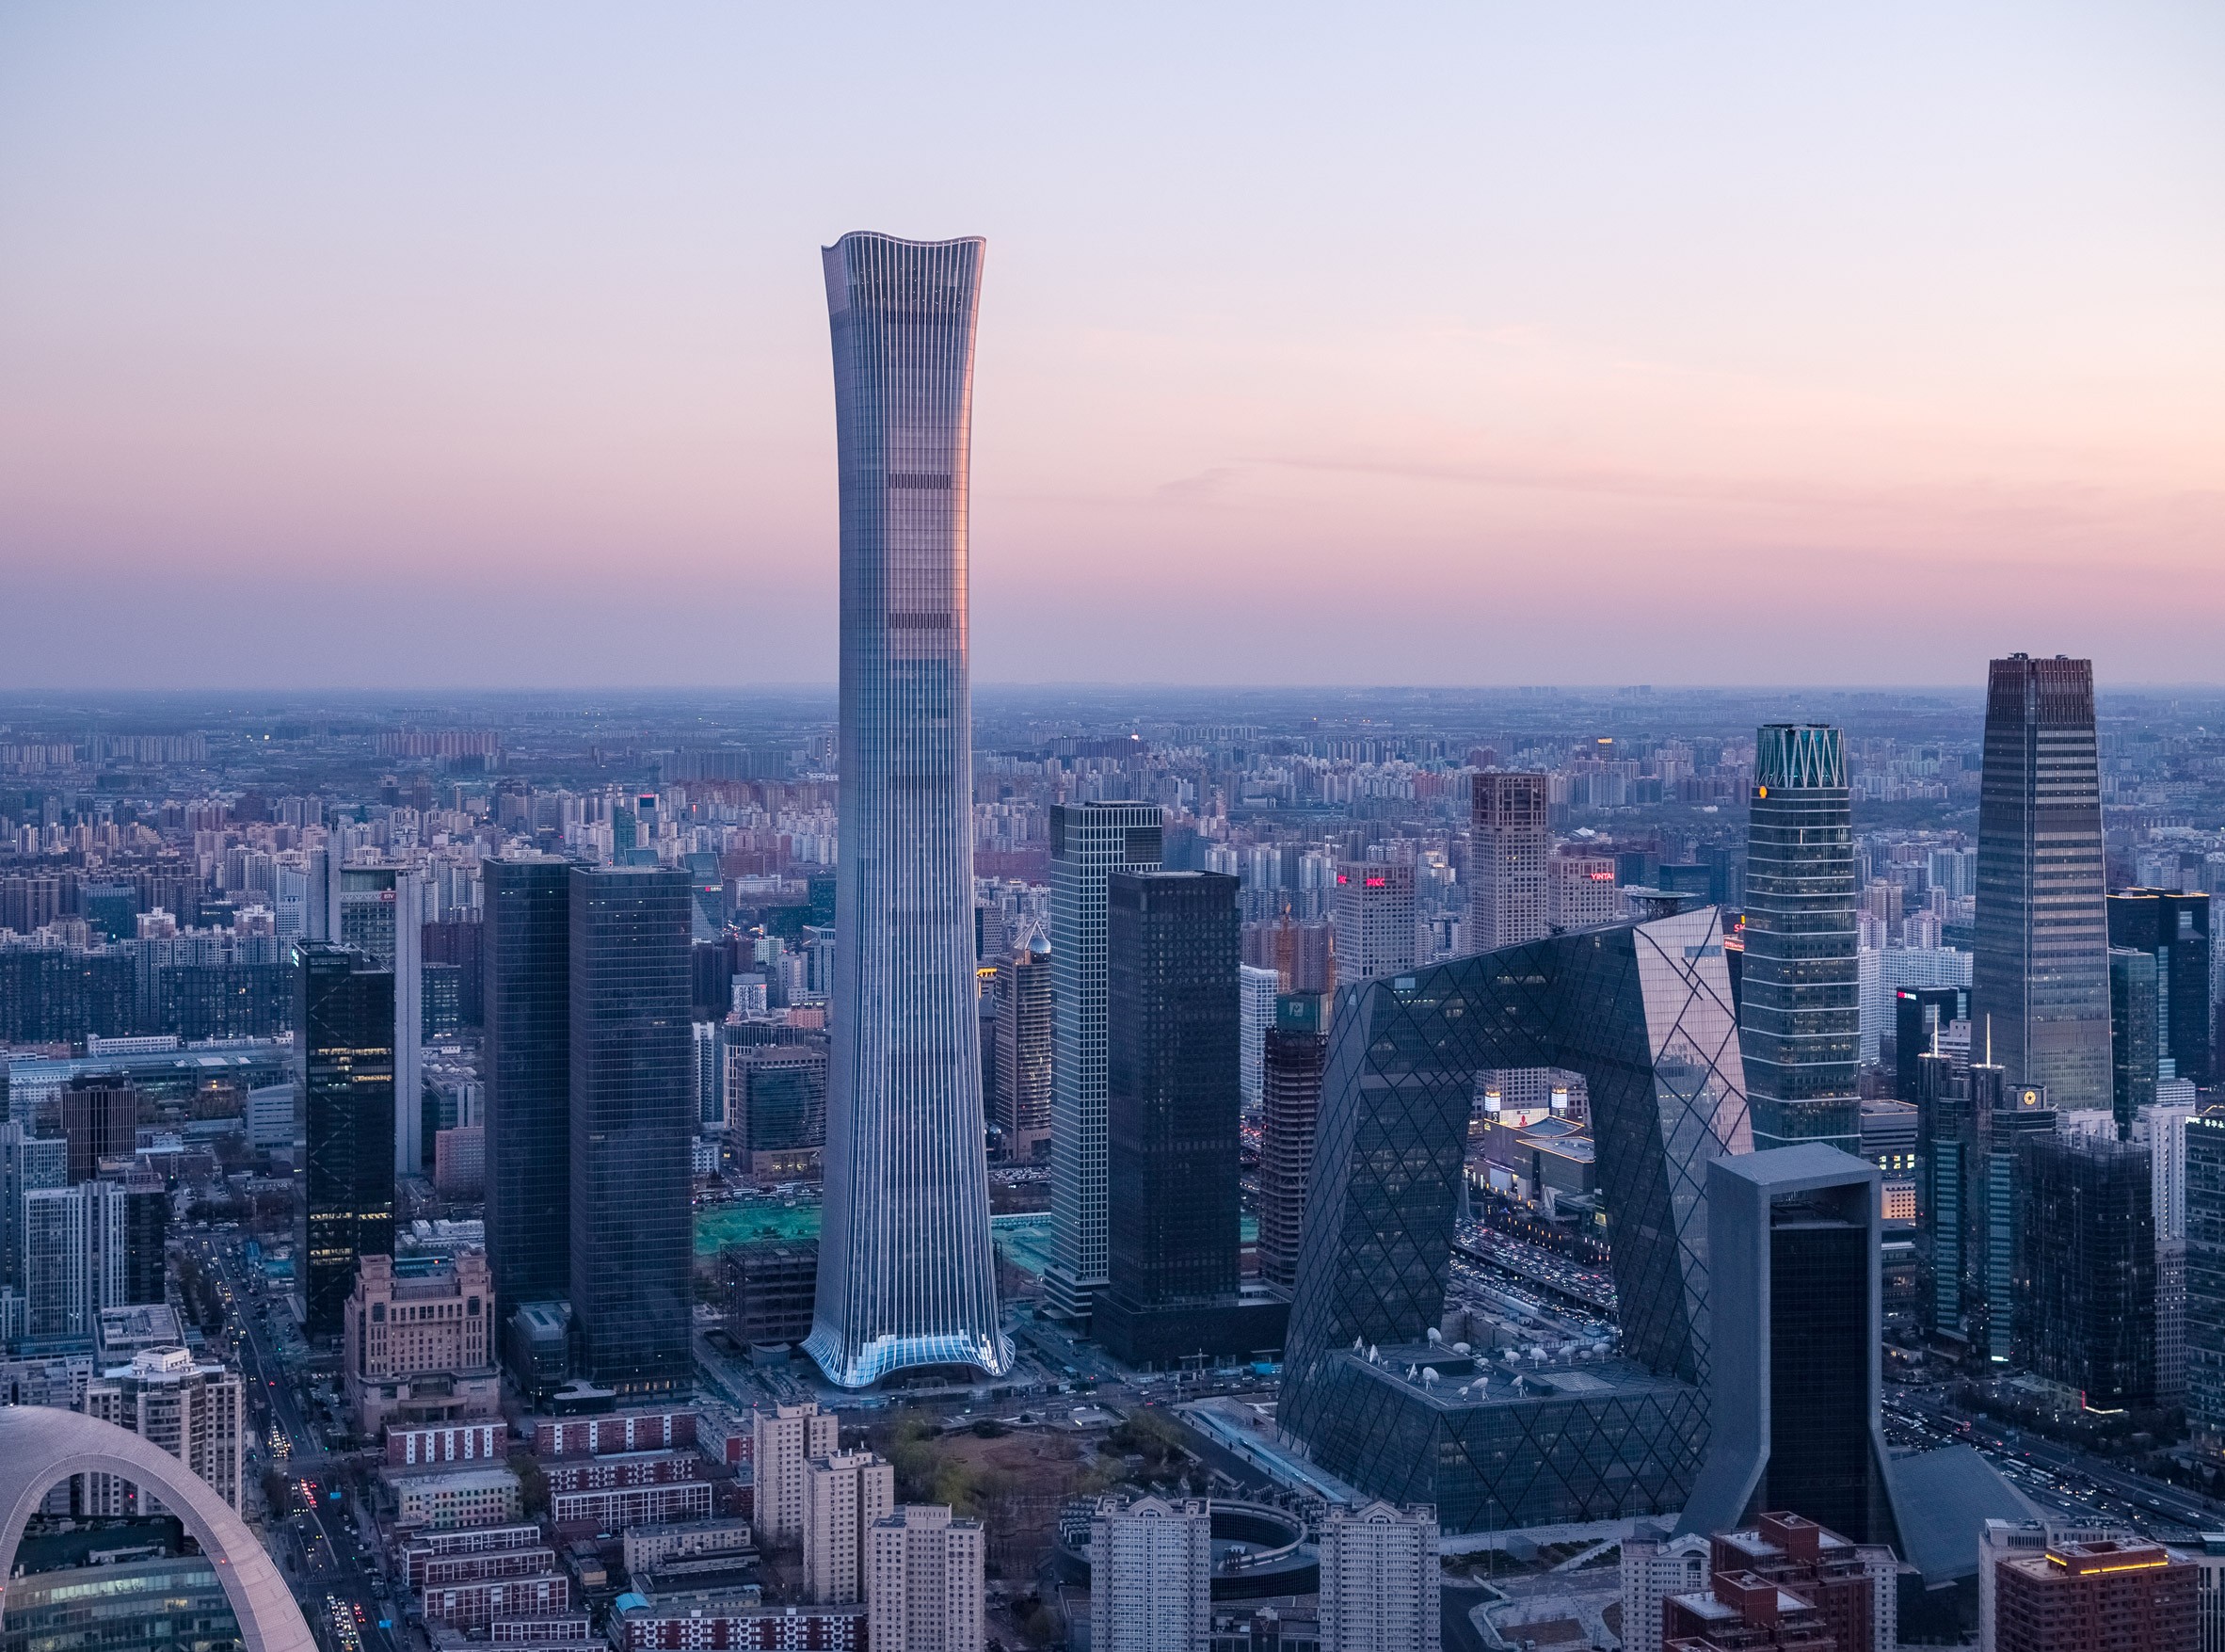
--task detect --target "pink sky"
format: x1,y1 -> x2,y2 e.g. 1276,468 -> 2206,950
2,3 -> 2219,687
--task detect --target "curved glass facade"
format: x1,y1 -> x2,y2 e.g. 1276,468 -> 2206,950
808,233 -> 1009,1386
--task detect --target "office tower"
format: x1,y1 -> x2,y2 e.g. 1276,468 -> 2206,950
2111,948 -> 2159,1132
1621,1532 -> 1713,1652
1893,985 -> 1966,1102
1546,851 -> 1623,930
992,933 -> 1052,1163
1470,772 -> 1550,950
1318,1501 -> 1442,1652
333,863 -> 427,1174
59,1076 -> 137,1182
296,940 -> 395,1339
342,1250 -> 498,1436
484,858 -> 572,1331
1257,991 -> 1331,1291
1087,1496 -> 1212,1652
752,1401 -> 840,1543
0,1121 -> 65,1291
568,865 -> 693,1394
1046,798 -> 1162,1325
1334,861 -> 1417,981
693,1019 -> 724,1128
804,1450 -> 895,1604
1913,1047 -> 1967,1340
727,1035 -> 830,1181
24,1179 -> 158,1339
866,1504 -> 984,1652
2109,888 -> 2214,1086
2190,1111 -> 2225,1448
82,1347 -> 246,1514
1682,1146 -> 1897,1548
1096,872 -> 1285,1365
1949,1060 -> 2059,1363
1239,963 -> 1277,1111
1741,725 -> 1860,1155
1973,655 -> 2110,1114
811,231 -> 1008,1388
1992,1539 -> 2196,1651
2009,1134 -> 2157,1412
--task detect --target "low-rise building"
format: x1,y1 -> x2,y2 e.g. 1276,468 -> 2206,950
540,1449 -> 703,1494
622,1518 -> 756,1578
403,1524 -> 545,1587
549,1481 -> 713,1532
389,1421 -> 506,1468
392,1467 -> 524,1531
535,1408 -> 697,1457
614,1599 -> 865,1651
1993,1539 -> 2196,1652
422,1574 -> 572,1631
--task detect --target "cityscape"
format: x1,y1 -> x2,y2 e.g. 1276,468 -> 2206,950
3,7 -> 2221,1652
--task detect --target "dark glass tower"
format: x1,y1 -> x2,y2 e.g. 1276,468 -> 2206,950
1257,991 -> 1332,1292
2108,889 -> 2214,1088
2013,1133 -> 2155,1412
568,865 -> 694,1394
296,940 -> 395,1339
1740,724 -> 1859,1154
484,857 -> 573,1320
1095,871 -> 1255,1367
2109,947 -> 2159,1134
1973,655 -> 2110,1113
2185,1110 -> 2225,1449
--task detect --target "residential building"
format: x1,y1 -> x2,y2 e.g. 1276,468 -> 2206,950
1977,1519 -> 2129,1652
866,1503 -> 984,1652
1333,861 -> 1417,981
1317,1500 -> 1441,1652
804,1451 -> 894,1605
1257,991 -> 1331,1291
344,1249 -> 498,1435
1240,962 -> 1278,1113
751,1401 -> 839,1544
2013,1133 -> 2155,1413
296,939 -> 396,1338
992,932 -> 1052,1162
1992,1539 -> 2196,1651
1046,798 -> 1162,1325
1741,724 -> 1860,1155
809,231 -> 1009,1389
25,1176 -> 165,1339
484,856 -> 573,1331
0,1120 -> 65,1291
569,864 -> 694,1394
1622,1532 -> 1713,1652
1702,1512 -> 1897,1652
1088,1496 -> 1211,1652
1469,772 -> 1550,951
81,1346 -> 246,1514
1972,655 -> 2111,1115
391,1467 -> 524,1531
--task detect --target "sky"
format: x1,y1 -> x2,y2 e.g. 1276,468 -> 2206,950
1,3 -> 2220,690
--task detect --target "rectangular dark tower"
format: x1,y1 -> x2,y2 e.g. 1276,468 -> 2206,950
1257,991 -> 1332,1292
296,940 -> 395,1339
2108,889 -> 2213,1088
484,857 -> 573,1320
568,865 -> 694,1394
2014,1133 -> 2156,1413
1973,655 -> 2110,1114
1741,725 -> 1860,1154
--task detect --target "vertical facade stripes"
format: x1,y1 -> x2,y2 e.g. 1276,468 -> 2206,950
1973,655 -> 2111,1113
296,941 -> 395,1339
1741,725 -> 1860,1154
1044,801 -> 1163,1323
483,858 -> 572,1316
809,232 -> 1009,1385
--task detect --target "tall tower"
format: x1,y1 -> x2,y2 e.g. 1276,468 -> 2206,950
331,863 -> 426,1177
1973,654 -> 2110,1113
1470,772 -> 1549,950
295,940 -> 395,1339
1741,724 -> 1860,1153
1333,861 -> 1418,981
809,232 -> 1008,1386
1045,800 -> 1162,1325
483,856 -> 573,1321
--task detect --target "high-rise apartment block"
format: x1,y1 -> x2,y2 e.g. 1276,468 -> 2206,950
1318,1500 -> 1441,1652
752,1401 -> 839,1543
1621,1532 -> 1713,1652
483,857 -> 572,1327
1046,798 -> 1161,1325
1741,725 -> 1860,1155
1087,1496 -> 1211,1652
0,1121 -> 66,1292
1332,861 -> 1417,981
1239,962 -> 1277,1112
1469,772 -> 1549,951
296,939 -> 396,1339
867,1503 -> 984,1652
811,232 -> 1009,1387
2108,888 -> 2214,1088
992,933 -> 1052,1163
1973,655 -> 2110,1115
568,865 -> 694,1395
82,1346 -> 246,1515
23,1174 -> 166,1339
1257,991 -> 1331,1292
804,1450 -> 895,1605
1670,1513 -> 1897,1652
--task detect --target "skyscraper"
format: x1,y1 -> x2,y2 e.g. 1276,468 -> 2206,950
1332,860 -> 1417,981
992,932 -> 1052,1163
810,232 -> 1009,1386
331,863 -> 426,1176
1257,990 -> 1331,1291
1046,799 -> 1162,1326
2108,889 -> 2214,1088
483,857 -> 572,1327
2185,1110 -> 2225,1449
1973,655 -> 2110,1114
2014,1133 -> 2155,1413
1318,1501 -> 1443,1652
296,940 -> 395,1339
1469,772 -> 1549,951
1740,724 -> 1860,1154
568,864 -> 693,1394
1239,962 -> 1277,1112
2110,947 -> 2160,1133
1087,1497 -> 1212,1652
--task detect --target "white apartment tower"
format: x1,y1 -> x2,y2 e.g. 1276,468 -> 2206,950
751,1401 -> 839,1543
867,1503 -> 984,1652
1470,773 -> 1550,951
1088,1496 -> 1212,1652
82,1346 -> 246,1514
1240,964 -> 1278,1111
804,1449 -> 895,1605
1319,1500 -> 1441,1652
1619,1531 -> 1712,1652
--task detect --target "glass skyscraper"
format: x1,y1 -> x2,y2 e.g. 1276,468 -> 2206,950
808,232 -> 1009,1386
568,864 -> 694,1394
1740,724 -> 1859,1154
1972,654 -> 2110,1113
296,940 -> 395,1339
484,856 -> 573,1320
